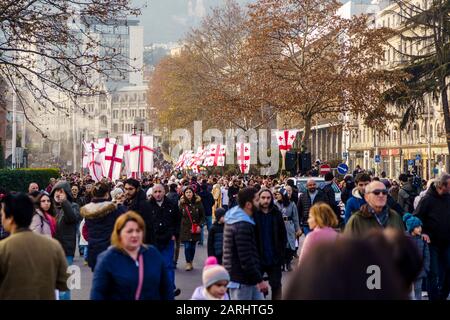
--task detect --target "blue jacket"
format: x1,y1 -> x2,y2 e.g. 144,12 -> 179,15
344,188 -> 366,224
91,245 -> 174,300
410,234 -> 430,278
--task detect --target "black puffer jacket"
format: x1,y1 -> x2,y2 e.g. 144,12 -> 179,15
148,197 -> 181,249
80,199 -> 127,270
124,189 -> 153,245
297,190 -> 329,225
223,206 -> 262,286
51,181 -> 80,257
207,222 -> 224,264
414,184 -> 450,248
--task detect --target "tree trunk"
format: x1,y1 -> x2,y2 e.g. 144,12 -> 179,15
440,78 -> 450,168
302,115 -> 312,153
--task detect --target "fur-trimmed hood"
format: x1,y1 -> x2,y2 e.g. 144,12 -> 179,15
179,194 -> 202,206
80,201 -> 118,220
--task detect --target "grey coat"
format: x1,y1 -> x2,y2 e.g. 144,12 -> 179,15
275,201 -> 300,250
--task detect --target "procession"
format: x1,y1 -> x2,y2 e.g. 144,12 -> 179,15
1,0 -> 450,305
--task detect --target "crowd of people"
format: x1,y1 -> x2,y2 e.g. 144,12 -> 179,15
0,167 -> 449,300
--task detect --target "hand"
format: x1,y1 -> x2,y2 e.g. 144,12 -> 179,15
257,281 -> 269,294
171,235 -> 176,241
422,233 -> 431,244
296,230 -> 303,238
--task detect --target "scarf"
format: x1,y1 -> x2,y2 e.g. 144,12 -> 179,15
368,205 -> 389,228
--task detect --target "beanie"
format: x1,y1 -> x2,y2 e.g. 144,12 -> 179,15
202,257 -> 230,288
215,208 -> 226,222
403,213 -> 422,233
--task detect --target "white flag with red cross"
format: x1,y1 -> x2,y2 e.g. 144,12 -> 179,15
236,143 -> 251,174
82,140 -> 92,169
123,133 -> 138,178
187,146 -> 207,168
98,138 -> 117,154
275,130 -> 299,152
85,141 -> 103,182
102,143 -> 124,181
129,134 -> 154,174
203,144 -> 226,167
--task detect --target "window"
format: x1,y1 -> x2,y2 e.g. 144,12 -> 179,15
113,124 -> 118,133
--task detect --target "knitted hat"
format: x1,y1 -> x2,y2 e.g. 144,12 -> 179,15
202,257 -> 230,288
110,188 -> 124,199
215,208 -> 226,222
403,213 -> 422,233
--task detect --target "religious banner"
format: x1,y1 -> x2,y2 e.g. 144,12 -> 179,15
275,130 -> 299,170
129,134 -> 154,175
102,143 -> 124,181
203,144 -> 226,167
85,141 -> 103,182
236,143 -> 251,174
98,137 -> 117,154
123,133 -> 138,178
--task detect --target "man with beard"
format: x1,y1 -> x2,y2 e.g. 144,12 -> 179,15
223,187 -> 269,300
297,179 -> 329,235
254,189 -> 287,300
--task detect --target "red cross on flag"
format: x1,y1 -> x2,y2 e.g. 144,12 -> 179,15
236,143 -> 251,174
98,138 -> 117,154
203,144 -> 226,167
82,140 -> 93,169
85,141 -> 103,182
129,134 -> 154,175
187,146 -> 207,168
174,151 -> 188,169
276,130 -> 299,152
123,133 -> 138,178
102,143 -> 124,181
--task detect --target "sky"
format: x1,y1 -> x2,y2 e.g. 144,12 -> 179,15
132,0 -> 254,44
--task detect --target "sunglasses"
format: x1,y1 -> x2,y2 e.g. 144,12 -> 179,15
370,189 -> 388,196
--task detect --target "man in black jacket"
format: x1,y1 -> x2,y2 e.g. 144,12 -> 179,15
254,189 -> 287,300
148,184 -> 181,296
321,173 -> 341,222
297,179 -> 329,235
123,178 -> 153,244
414,173 -> 450,300
223,187 -> 269,300
228,179 -> 241,208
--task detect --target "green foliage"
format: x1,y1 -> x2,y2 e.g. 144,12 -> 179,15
0,168 -> 60,192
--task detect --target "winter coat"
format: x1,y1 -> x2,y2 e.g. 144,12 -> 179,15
223,206 -> 262,285
344,188 -> 366,224
179,195 -> 205,242
91,245 -> 173,300
344,204 -> 405,237
166,191 -> 179,206
413,189 -> 427,210
0,229 -> 69,299
124,189 -> 154,245
228,186 -> 240,208
320,182 -> 341,220
389,186 -> 400,203
299,227 -> 339,266
207,222 -> 224,264
148,197 -> 181,248
191,286 -> 230,300
212,184 -> 222,219
80,199 -> 127,270
51,181 -> 80,257
409,234 -> 430,278
398,182 -> 418,213
199,189 -> 215,217
254,206 -> 288,266
275,201 -> 300,250
221,187 -> 229,206
414,184 -> 450,248
297,190 -> 329,225
341,182 -> 355,205
30,209 -> 53,238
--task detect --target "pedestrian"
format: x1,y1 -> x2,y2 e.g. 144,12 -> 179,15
30,193 -> 56,238
320,172 -> 341,222
148,184 -> 181,296
341,175 -> 355,205
83,183 -> 94,204
45,178 -> 56,194
389,180 -> 400,202
0,193 -> 68,299
51,180 -> 80,300
110,187 -> 126,204
198,182 -> 214,246
90,211 -> 173,300
79,218 -> 89,265
298,203 -> 339,266
398,174 -> 419,213
344,181 -> 404,237
179,186 -> 205,271
207,208 -> 226,264
80,182 -> 127,271
254,189 -> 287,300
191,257 -> 230,300
413,179 -> 435,210
223,187 -> 269,300
71,184 -> 86,208
166,183 -> 179,205
221,180 -> 230,211
403,213 -> 430,300
274,188 -> 300,272
297,179 -> 329,236
28,182 -> 40,194
344,173 -> 371,224
0,188 -> 8,240
414,173 -> 450,300
123,178 -> 153,245
212,179 -> 222,219
228,179 -> 240,208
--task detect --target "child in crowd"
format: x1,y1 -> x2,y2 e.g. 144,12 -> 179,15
403,213 -> 430,300
207,208 -> 226,264
191,257 -> 230,300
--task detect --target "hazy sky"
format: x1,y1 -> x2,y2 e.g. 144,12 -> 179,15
133,0 -> 254,44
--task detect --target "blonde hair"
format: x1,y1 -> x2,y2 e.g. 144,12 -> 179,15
309,203 -> 338,228
111,211 -> 146,249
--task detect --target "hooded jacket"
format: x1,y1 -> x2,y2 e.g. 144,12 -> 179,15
80,199 -> 127,270
191,286 -> 230,300
344,188 -> 366,224
223,206 -> 262,285
414,184 -> 450,248
51,181 -> 80,256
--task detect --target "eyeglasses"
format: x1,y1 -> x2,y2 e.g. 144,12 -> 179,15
370,189 -> 388,196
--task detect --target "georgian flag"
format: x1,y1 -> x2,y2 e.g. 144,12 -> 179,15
275,130 -> 299,152
236,143 -> 251,174
203,144 -> 226,167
